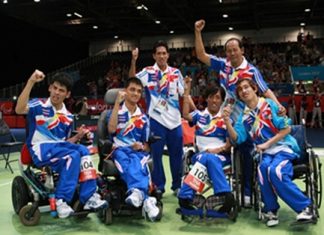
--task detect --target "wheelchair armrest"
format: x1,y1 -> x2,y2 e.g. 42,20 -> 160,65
98,139 -> 113,157
102,159 -> 119,176
293,164 -> 308,179
148,135 -> 162,144
305,143 -> 312,149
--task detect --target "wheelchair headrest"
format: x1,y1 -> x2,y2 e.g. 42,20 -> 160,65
104,88 -> 123,105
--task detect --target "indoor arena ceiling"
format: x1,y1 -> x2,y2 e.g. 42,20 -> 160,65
1,0 -> 323,42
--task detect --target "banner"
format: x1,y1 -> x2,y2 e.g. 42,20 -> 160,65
290,66 -> 324,81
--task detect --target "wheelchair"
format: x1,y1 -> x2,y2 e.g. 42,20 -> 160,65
252,124 -> 322,225
11,144 -> 94,226
11,134 -> 100,226
176,140 -> 242,223
96,88 -> 163,225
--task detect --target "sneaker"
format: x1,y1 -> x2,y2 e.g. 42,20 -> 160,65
143,197 -> 160,222
56,199 -> 74,218
125,188 -> 144,208
244,195 -> 251,207
84,193 -> 108,210
263,211 -> 279,227
296,207 -> 313,221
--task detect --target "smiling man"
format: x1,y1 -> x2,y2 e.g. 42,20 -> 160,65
178,76 -> 235,216
15,70 -> 107,219
194,19 -> 285,205
107,77 -> 160,222
129,41 -> 185,197
222,78 -> 313,227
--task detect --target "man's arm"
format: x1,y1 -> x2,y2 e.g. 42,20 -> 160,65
67,125 -> 89,143
223,105 -> 238,142
256,127 -> 290,152
195,20 -> 211,66
206,138 -> 232,154
263,89 -> 286,115
129,48 -> 139,77
15,69 -> 45,115
182,76 -> 194,122
108,90 -> 125,134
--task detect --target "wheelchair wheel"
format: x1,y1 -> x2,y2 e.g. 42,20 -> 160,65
233,150 -> 242,210
228,203 -> 238,222
72,200 -> 89,219
155,201 -> 163,221
103,207 -> 112,225
12,176 -> 31,214
312,154 -> 322,209
19,205 -> 41,226
181,214 -> 194,223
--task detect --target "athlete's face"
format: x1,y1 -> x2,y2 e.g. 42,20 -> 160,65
48,81 -> 70,109
225,40 -> 244,68
153,46 -> 169,70
236,80 -> 257,103
207,91 -> 223,115
125,83 -> 142,104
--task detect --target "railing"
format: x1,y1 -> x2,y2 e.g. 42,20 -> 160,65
0,54 -> 108,99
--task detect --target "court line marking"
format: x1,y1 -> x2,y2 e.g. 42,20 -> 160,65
0,182 -> 12,187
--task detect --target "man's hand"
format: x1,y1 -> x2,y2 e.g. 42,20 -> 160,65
132,142 -> 144,151
131,47 -> 139,62
222,104 -> 233,122
205,146 -> 224,154
256,142 -> 270,152
116,90 -> 126,104
278,104 -> 287,116
195,19 -> 205,32
29,69 -> 45,84
75,125 -> 90,141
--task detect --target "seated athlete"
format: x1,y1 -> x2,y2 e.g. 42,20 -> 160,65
15,69 -> 108,218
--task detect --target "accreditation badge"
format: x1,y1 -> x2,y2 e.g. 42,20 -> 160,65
153,97 -> 168,114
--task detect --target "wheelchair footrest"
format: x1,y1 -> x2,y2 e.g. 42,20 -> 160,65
177,207 -> 204,217
290,218 -> 317,226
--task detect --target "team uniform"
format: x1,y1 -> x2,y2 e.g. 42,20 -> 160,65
107,103 -> 151,198
26,98 -> 96,204
210,56 -> 269,121
136,63 -> 184,193
178,108 -> 231,200
210,55 -> 269,196
234,97 -> 311,213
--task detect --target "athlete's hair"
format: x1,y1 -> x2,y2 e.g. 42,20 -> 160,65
224,37 -> 243,51
50,72 -> 73,92
153,40 -> 169,53
204,85 -> 226,102
125,77 -> 143,89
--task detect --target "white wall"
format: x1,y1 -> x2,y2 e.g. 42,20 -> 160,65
89,25 -> 324,56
